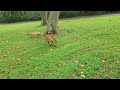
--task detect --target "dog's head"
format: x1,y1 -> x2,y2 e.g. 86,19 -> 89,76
47,31 -> 52,34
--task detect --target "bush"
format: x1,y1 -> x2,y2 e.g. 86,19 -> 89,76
0,11 -> 118,23
60,11 -> 80,18
0,11 -> 41,23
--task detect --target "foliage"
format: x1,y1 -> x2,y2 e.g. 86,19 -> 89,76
59,11 -> 118,18
0,11 -> 119,23
0,11 -> 42,23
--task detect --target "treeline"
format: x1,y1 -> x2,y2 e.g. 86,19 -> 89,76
60,11 -> 118,18
0,11 -> 119,23
0,11 -> 42,23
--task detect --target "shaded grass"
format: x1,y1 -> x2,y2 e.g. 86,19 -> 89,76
0,16 -> 120,79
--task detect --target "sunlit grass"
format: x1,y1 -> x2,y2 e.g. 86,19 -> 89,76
0,16 -> 120,79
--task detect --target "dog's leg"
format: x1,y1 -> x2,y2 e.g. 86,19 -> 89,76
52,41 -> 56,47
48,41 -> 52,46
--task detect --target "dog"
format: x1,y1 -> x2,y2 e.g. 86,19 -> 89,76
46,31 -> 57,46
28,32 -> 41,38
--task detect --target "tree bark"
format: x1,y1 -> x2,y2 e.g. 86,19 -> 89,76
47,11 -> 60,34
47,11 -> 53,32
51,11 -> 60,34
41,11 -> 48,25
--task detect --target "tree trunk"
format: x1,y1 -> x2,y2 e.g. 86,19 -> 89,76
51,11 -> 60,34
47,11 -> 53,32
41,11 -> 48,25
47,11 -> 60,34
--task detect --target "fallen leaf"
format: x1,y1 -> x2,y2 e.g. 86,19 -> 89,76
102,60 -> 105,63
81,72 -> 83,74
75,60 -> 78,63
31,57 -> 34,59
17,58 -> 20,60
117,60 -> 119,63
80,64 -> 85,68
81,75 -> 85,78
3,55 -> 7,57
34,67 -> 37,70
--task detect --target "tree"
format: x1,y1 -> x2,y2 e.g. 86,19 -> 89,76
51,11 -> 60,34
47,11 -> 60,34
41,11 -> 48,25
47,11 -> 53,32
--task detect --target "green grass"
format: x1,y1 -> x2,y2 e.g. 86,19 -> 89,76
0,16 -> 120,79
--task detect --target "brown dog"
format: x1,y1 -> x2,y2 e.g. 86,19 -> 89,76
46,31 -> 56,46
28,32 -> 41,38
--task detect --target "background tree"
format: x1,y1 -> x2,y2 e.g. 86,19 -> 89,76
41,11 -> 48,25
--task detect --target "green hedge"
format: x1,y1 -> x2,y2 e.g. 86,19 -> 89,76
0,11 -> 118,23
0,11 -> 42,23
59,11 -> 118,18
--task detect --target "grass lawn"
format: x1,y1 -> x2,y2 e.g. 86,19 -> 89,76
0,15 -> 120,79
